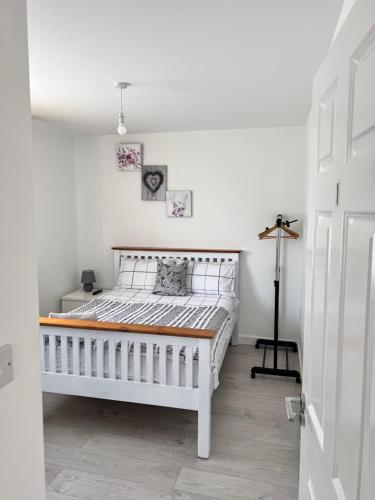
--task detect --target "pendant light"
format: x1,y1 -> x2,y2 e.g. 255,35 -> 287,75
114,82 -> 130,135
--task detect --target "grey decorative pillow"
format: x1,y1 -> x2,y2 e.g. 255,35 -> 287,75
153,259 -> 189,296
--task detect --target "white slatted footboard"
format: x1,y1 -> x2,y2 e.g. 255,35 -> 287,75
41,326 -> 212,457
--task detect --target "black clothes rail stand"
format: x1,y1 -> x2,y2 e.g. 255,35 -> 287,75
251,215 -> 301,383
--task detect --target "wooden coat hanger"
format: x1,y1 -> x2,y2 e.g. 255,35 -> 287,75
258,220 -> 300,240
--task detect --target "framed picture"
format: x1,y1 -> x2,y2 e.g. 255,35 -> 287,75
116,144 -> 142,171
142,165 -> 167,201
166,190 -> 192,218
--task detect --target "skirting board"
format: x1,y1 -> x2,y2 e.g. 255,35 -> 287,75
238,335 -> 303,376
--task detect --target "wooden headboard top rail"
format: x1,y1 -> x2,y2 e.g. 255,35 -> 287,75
39,317 -> 217,340
111,246 -> 241,254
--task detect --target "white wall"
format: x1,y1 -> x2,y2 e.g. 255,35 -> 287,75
33,120 -> 78,315
0,1 -> 45,498
75,128 -> 305,343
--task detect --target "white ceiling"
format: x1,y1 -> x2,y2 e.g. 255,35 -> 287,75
27,0 -> 343,135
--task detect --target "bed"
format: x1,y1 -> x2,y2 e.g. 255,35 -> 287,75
39,247 -> 240,458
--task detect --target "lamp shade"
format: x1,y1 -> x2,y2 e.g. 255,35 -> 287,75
81,270 -> 96,284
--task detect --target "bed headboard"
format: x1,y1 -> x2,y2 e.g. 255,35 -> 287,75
111,247 -> 241,298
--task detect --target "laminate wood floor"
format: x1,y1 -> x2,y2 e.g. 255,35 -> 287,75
43,344 -> 301,500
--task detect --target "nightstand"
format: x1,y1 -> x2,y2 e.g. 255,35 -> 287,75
61,289 -> 109,313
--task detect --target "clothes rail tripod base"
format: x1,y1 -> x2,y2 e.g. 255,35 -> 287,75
251,341 -> 301,383
250,215 -> 301,384
255,339 -> 297,351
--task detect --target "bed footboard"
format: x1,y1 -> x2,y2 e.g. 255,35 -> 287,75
40,321 -> 213,458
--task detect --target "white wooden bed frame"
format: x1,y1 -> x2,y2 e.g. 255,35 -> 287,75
40,247 -> 240,458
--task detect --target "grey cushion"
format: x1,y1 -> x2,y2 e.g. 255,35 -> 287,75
153,259 -> 189,296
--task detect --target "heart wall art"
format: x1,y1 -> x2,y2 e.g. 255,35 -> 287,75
142,165 -> 167,201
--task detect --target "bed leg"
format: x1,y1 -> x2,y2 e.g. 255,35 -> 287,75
198,339 -> 211,459
230,321 -> 239,346
198,405 -> 211,459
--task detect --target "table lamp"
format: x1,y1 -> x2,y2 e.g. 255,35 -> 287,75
81,270 -> 96,292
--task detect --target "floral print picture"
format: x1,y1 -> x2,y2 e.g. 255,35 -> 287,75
116,144 -> 142,171
166,190 -> 192,218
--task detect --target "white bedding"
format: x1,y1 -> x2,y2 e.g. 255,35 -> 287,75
101,288 -> 237,315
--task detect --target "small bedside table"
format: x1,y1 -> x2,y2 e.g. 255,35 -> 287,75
61,289 -> 109,313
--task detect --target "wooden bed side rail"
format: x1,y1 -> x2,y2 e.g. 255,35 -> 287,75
39,317 -> 217,340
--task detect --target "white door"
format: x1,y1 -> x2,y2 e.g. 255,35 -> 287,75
299,1 -> 375,499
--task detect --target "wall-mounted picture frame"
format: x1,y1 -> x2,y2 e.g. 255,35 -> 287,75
116,144 -> 142,171
166,190 -> 192,218
142,165 -> 167,201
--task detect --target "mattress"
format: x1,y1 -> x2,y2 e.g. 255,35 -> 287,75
43,289 -> 238,388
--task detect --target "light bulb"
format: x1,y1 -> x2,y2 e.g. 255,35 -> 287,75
117,124 -> 127,135
117,112 -> 127,135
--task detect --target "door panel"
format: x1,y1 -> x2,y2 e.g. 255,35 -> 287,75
307,478 -> 317,500
349,28 -> 375,160
309,212 -> 332,446
300,2 -> 375,500
360,296 -> 375,500
318,82 -> 337,174
334,214 -> 375,500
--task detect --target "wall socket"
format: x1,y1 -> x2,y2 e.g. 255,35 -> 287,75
0,344 -> 14,388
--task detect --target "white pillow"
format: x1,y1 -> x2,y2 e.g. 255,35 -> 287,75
117,257 -> 237,296
186,261 -> 236,296
116,257 -> 157,290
